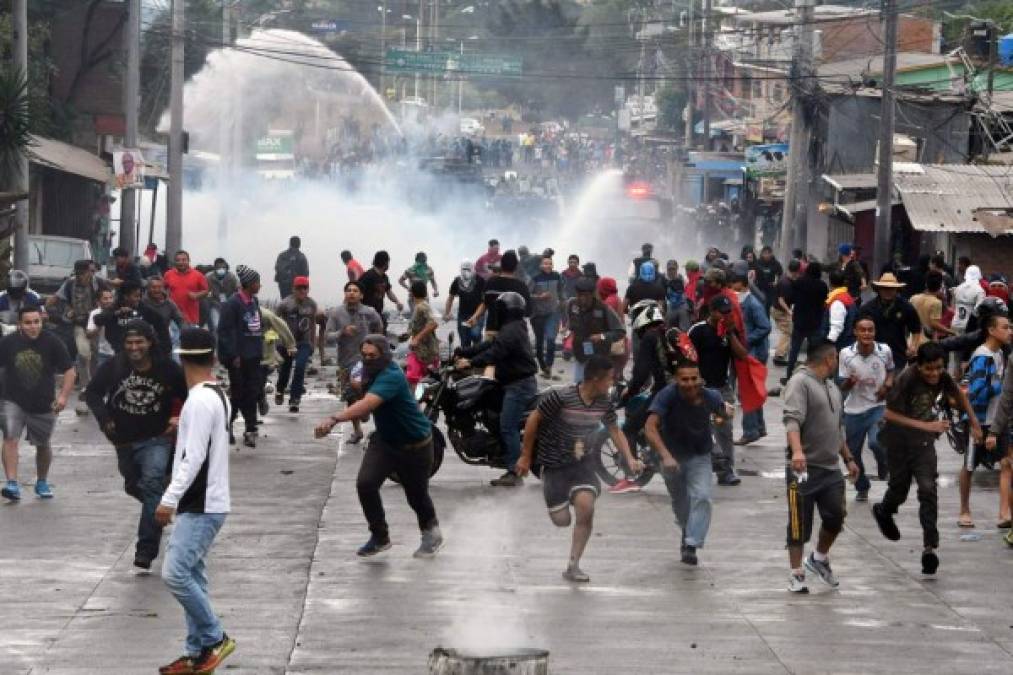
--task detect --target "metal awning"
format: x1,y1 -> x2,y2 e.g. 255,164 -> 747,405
894,164 -> 1013,235
821,173 -> 877,191
27,135 -> 112,184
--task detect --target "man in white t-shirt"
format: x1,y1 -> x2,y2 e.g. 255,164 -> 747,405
86,288 -> 115,367
838,315 -> 895,501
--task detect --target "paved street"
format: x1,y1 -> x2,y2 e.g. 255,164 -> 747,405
4,358 -> 1013,674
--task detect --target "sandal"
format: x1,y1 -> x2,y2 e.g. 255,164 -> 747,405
957,515 -> 975,528
997,520 -> 1012,529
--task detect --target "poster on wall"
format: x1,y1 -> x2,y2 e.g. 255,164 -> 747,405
744,143 -> 789,178
113,149 -> 145,189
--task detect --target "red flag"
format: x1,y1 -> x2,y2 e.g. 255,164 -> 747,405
735,355 -> 768,413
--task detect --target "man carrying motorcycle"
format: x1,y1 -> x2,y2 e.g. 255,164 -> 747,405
454,291 -> 538,487
515,354 -> 641,583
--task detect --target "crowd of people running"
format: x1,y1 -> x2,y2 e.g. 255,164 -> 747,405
3,232 -> 1013,672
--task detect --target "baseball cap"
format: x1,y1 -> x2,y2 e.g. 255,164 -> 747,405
176,327 -> 215,356
293,275 -> 310,288
838,243 -> 854,256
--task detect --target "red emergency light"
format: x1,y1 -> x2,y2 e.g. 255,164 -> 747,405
627,182 -> 651,198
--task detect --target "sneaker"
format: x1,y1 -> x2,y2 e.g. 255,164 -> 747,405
258,396 -> 269,416
772,357 -> 788,366
855,490 -> 869,502
413,526 -> 444,559
264,381 -> 275,394
274,392 -> 284,406
733,435 -> 760,446
680,545 -> 698,566
490,470 -> 523,487
607,478 -> 641,494
921,549 -> 939,575
804,552 -> 839,588
243,431 -> 257,448
34,480 -> 53,499
289,398 -> 301,413
562,565 -> 590,583
356,535 -> 392,557
2,481 -> 21,502
192,633 -> 236,675
717,474 -> 741,486
348,429 -> 364,445
133,555 -> 152,574
788,572 -> 809,593
159,655 -> 196,674
74,401 -> 89,416
872,502 -> 901,541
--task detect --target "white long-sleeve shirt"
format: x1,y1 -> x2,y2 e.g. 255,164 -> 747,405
827,298 -> 848,343
160,382 -> 231,514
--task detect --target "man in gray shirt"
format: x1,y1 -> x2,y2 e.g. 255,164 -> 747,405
782,341 -> 859,594
325,281 -> 383,443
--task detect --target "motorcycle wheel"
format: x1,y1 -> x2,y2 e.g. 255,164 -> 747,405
589,429 -> 655,488
389,427 -> 446,484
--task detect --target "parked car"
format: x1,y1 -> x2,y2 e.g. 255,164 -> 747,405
28,234 -> 93,294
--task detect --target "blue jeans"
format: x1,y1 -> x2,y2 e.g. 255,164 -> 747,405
116,437 -> 172,562
501,376 -> 537,471
531,312 -> 561,371
844,406 -> 887,493
277,342 -> 313,400
742,408 -> 766,439
168,322 -> 182,364
162,512 -> 227,658
456,319 -> 483,349
662,453 -> 713,547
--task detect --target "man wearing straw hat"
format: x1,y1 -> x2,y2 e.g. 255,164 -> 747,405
859,272 -> 922,369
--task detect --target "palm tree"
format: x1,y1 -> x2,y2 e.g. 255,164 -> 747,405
0,67 -> 33,185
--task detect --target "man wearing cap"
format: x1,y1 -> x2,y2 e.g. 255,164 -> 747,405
563,276 -> 626,383
163,250 -> 209,326
275,276 -> 319,413
84,320 -> 187,571
218,265 -> 265,447
156,327 -> 236,674
837,243 -> 866,300
860,272 -> 921,369
688,295 -> 749,485
314,334 -> 443,559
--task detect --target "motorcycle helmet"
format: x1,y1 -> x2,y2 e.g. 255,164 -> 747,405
496,291 -> 527,322
8,270 -> 28,290
629,298 -> 660,324
977,295 -> 1008,320
632,303 -> 665,333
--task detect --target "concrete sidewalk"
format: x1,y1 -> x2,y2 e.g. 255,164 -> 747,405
3,362 -> 1013,674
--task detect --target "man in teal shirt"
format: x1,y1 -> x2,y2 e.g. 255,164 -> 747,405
315,334 -> 441,558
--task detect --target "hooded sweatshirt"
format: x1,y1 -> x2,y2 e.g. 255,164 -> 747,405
596,277 -> 621,314
782,365 -> 844,470
952,265 -> 986,332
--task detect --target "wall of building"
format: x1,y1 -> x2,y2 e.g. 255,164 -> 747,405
820,15 -> 937,62
953,233 -> 1013,277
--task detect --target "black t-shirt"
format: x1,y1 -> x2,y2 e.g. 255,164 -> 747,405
775,275 -> 794,307
84,357 -> 188,444
358,268 -> 391,314
0,331 -> 73,413
624,280 -> 667,307
483,275 -> 531,332
450,276 -> 486,319
791,276 -> 829,332
754,258 -> 783,295
884,366 -> 961,444
688,322 -> 731,388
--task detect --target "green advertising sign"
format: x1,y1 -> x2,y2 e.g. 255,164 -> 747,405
255,134 -> 294,156
385,48 -> 522,76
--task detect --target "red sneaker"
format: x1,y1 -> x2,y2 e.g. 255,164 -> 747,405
159,656 -> 195,674
608,478 -> 641,494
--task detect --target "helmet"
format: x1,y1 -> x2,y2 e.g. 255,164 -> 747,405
977,296 -> 1008,320
632,303 -> 665,332
629,299 -> 660,323
495,291 -> 527,322
8,270 -> 28,289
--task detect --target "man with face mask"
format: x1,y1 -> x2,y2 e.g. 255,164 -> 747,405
444,261 -> 486,348
315,335 -> 442,559
205,258 -> 240,338
398,251 -> 439,302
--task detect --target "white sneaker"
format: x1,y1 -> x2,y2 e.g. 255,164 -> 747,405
788,572 -> 809,593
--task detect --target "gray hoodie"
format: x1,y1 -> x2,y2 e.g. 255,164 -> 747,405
782,365 -> 845,470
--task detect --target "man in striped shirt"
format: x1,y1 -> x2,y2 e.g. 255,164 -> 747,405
516,355 -> 641,583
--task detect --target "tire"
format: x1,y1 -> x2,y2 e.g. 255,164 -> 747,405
389,428 -> 446,484
590,428 -> 656,488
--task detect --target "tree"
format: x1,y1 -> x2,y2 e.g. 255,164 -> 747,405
655,85 -> 687,131
0,67 -> 31,184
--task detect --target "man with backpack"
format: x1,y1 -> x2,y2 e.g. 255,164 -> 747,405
273,236 -> 309,300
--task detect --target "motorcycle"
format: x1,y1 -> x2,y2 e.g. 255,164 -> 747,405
588,381 -> 660,488
413,335 -> 540,477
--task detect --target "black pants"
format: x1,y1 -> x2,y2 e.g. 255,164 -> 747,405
227,357 -> 262,434
356,433 -> 437,540
880,435 -> 939,549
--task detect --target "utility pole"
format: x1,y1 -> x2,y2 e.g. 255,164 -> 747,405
166,0 -> 184,255
701,0 -> 712,149
120,0 -> 141,257
779,0 -> 814,260
684,0 -> 695,147
873,0 -> 897,277
217,0 -> 231,255
379,0 -> 387,100
431,0 -> 439,107
458,40 -> 464,115
12,0 -> 29,273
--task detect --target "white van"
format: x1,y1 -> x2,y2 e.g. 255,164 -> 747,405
27,234 -> 93,294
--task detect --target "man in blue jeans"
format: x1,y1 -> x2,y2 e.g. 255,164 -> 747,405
84,320 -> 188,571
156,328 -> 235,675
838,315 -> 894,501
730,270 -> 771,445
274,275 -> 318,413
645,359 -> 732,566
455,292 -> 538,487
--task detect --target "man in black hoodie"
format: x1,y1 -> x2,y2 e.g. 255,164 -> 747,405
456,291 -> 538,487
84,320 -> 188,571
92,281 -> 172,359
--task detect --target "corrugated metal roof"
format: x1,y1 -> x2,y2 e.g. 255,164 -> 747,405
27,135 -> 112,184
894,164 -> 1013,234
822,173 -> 877,191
